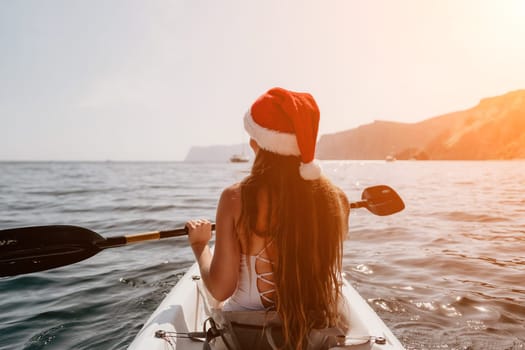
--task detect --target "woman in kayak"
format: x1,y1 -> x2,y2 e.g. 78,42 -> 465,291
186,87 -> 350,349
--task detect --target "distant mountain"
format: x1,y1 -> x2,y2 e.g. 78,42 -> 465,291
425,90 -> 525,159
184,143 -> 251,162
317,89 -> 525,160
185,90 -> 525,161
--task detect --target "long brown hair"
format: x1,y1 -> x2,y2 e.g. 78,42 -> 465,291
237,149 -> 350,349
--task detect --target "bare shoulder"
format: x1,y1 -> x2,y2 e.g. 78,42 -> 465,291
220,183 -> 241,203
218,183 -> 242,216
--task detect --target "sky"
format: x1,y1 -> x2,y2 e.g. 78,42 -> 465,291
1,0 -> 525,161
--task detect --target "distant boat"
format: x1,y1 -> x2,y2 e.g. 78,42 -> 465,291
230,140 -> 250,163
385,155 -> 396,162
230,154 -> 250,163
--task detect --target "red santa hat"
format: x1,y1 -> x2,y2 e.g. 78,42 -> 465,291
244,87 -> 322,180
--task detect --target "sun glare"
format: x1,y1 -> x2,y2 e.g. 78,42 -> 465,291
475,0 -> 525,52
503,0 -> 525,24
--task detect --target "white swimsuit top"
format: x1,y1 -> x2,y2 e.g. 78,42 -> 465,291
223,242 -> 275,311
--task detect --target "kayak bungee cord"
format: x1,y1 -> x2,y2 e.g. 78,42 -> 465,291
155,318 -> 236,350
155,324 -> 388,349
153,288 -> 389,350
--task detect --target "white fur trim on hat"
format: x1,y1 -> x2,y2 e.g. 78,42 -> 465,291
244,111 -> 301,156
299,160 -> 322,180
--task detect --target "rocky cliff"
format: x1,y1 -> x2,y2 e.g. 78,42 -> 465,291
425,90 -> 525,159
317,89 -> 525,160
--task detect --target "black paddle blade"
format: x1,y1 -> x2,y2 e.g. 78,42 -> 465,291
361,185 -> 405,216
0,225 -> 104,278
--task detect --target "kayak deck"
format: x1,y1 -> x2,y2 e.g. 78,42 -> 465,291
128,263 -> 405,349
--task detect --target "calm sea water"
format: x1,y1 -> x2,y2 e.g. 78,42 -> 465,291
0,161 -> 524,350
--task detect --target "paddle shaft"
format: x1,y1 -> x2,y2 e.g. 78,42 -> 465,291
98,197 -> 377,248
350,201 -> 366,209
97,224 -> 216,249
100,199 -> 370,249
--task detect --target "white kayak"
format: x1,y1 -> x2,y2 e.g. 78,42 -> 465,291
128,262 -> 405,350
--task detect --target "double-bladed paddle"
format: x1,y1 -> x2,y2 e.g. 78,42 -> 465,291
0,185 -> 404,278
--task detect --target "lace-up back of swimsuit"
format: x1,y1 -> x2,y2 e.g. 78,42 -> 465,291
223,240 -> 275,311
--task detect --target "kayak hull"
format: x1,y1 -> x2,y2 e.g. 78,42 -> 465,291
128,263 -> 405,349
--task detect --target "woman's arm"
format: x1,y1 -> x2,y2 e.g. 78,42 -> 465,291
187,185 -> 241,301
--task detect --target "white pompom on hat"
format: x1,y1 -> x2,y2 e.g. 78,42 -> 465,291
244,87 -> 322,180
